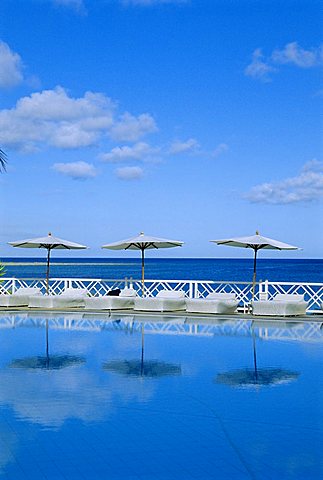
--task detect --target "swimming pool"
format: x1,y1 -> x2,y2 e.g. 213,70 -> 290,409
0,313 -> 322,479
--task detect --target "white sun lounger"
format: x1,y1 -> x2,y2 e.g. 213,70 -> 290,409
185,292 -> 239,314
0,287 -> 42,307
134,290 -> 186,312
84,288 -> 137,310
251,293 -> 308,317
28,288 -> 88,308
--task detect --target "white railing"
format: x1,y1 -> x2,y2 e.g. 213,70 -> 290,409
0,277 -> 322,312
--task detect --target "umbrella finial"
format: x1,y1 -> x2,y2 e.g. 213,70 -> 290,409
256,230 -> 259,235
140,232 -> 144,236
48,232 -> 52,236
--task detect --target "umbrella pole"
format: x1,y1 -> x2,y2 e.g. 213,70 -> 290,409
252,248 -> 258,300
45,319 -> 49,369
141,248 -> 145,297
252,331 -> 258,382
46,248 -> 51,294
141,323 -> 144,377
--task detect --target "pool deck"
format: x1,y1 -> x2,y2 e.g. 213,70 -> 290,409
1,306 -> 322,323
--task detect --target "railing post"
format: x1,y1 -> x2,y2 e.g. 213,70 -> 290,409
259,280 -> 269,301
12,278 -> 16,294
188,281 -> 194,299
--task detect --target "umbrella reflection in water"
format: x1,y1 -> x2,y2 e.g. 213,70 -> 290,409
215,323 -> 299,389
103,323 -> 181,378
9,319 -> 85,371
216,367 -> 299,388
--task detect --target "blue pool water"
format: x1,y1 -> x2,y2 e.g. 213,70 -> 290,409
0,313 -> 322,479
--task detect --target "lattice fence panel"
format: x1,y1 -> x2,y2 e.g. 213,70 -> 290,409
1,277 -> 322,312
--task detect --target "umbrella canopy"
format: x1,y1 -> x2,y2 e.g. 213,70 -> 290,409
210,231 -> 299,298
102,232 -> 183,294
9,233 -> 87,292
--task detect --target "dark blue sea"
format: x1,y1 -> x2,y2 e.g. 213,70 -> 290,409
2,257 -> 322,283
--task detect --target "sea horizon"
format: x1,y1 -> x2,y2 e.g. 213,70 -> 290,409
2,257 -> 322,284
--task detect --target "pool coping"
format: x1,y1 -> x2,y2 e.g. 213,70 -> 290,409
0,307 -> 322,323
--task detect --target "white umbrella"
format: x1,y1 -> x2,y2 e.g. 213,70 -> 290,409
9,232 -> 88,292
210,231 -> 299,298
102,232 -> 183,294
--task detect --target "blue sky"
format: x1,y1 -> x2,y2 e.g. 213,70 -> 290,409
0,0 -> 322,258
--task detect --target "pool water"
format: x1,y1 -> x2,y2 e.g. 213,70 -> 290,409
0,313 -> 322,479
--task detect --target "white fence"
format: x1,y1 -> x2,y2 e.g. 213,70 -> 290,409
1,277 -> 322,312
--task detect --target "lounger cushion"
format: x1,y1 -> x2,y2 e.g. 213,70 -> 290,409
186,296 -> 239,314
156,290 -> 185,299
61,288 -> 88,297
84,296 -> 135,310
0,287 -> 42,307
274,294 -> 304,302
119,288 -> 137,297
134,294 -> 186,312
252,293 -> 308,317
28,288 -> 88,308
29,295 -> 87,308
206,292 -> 236,300
14,287 -> 41,296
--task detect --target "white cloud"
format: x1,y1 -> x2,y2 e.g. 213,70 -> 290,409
100,142 -> 160,163
0,363 -> 154,429
0,41 -> 24,88
115,166 -> 144,180
14,87 -> 113,121
169,138 -> 200,154
52,161 -> 98,179
272,42 -> 323,68
245,42 -> 323,81
109,112 -> 158,142
52,0 -> 87,14
245,160 -> 323,204
212,143 -> 228,158
301,158 -> 323,173
0,86 -> 114,150
0,86 -> 157,151
244,48 -> 276,81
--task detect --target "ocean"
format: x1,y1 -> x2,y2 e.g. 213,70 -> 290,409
2,257 -> 322,283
